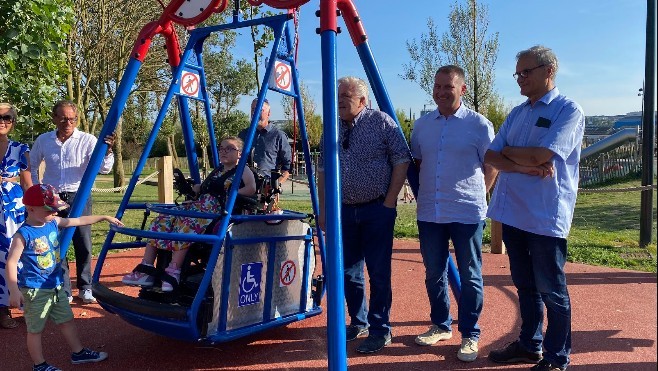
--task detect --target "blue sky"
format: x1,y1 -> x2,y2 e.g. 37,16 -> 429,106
230,0 -> 649,120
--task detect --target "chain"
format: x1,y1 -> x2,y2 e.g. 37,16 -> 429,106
90,170 -> 160,193
578,184 -> 657,193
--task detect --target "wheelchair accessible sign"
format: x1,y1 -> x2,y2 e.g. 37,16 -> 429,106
239,262 -> 263,307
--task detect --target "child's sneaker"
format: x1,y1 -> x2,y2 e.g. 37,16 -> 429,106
71,348 -> 108,364
33,362 -> 62,371
122,270 -> 155,287
161,265 -> 181,292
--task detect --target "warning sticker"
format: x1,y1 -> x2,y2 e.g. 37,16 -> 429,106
180,71 -> 200,98
270,60 -> 292,92
279,260 -> 296,287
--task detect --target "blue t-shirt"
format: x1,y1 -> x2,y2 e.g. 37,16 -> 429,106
16,220 -> 63,289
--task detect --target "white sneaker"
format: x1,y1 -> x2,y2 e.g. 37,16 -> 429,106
68,295 -> 73,304
78,289 -> 96,304
457,337 -> 479,362
161,265 -> 181,292
415,324 -> 452,346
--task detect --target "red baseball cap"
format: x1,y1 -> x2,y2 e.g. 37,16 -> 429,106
23,184 -> 69,212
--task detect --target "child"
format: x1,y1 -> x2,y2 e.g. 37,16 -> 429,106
401,179 -> 415,203
122,136 -> 256,291
6,184 -> 124,371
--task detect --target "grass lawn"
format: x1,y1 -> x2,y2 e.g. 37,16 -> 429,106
84,176 -> 656,273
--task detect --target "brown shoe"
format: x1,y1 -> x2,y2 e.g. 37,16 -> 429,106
0,306 -> 18,329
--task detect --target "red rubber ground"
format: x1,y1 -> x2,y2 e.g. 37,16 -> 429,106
1,240 -> 655,370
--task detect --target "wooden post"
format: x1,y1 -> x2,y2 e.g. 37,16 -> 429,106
158,156 -> 173,203
490,220 -> 506,254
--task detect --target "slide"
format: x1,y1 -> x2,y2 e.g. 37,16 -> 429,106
581,127 -> 638,160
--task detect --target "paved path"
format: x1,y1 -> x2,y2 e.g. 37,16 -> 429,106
1,240 -> 655,370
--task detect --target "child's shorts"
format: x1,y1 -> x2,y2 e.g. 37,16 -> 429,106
20,286 -> 74,333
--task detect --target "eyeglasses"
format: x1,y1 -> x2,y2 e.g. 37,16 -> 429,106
219,147 -> 239,153
513,64 -> 546,80
58,116 -> 77,123
0,115 -> 13,122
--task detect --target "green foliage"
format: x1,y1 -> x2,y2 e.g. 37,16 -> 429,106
401,0 -> 500,113
482,92 -> 510,132
215,110 -> 250,139
0,0 -> 73,141
282,81 -> 322,149
395,108 -> 412,142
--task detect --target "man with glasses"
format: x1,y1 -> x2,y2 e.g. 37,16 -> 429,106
485,46 -> 585,371
317,76 -> 410,354
29,100 -> 115,304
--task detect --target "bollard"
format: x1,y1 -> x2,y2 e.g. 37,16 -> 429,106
158,156 -> 174,203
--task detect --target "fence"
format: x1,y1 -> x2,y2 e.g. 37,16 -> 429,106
579,142 -> 642,186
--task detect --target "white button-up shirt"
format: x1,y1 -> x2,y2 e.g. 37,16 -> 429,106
30,129 -> 114,193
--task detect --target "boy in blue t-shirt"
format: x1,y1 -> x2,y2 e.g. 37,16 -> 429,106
5,184 -> 123,371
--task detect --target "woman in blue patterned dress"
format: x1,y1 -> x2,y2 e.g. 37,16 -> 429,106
0,103 -> 32,329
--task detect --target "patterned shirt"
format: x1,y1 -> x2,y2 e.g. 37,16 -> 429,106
239,124 -> 292,177
319,108 -> 411,204
30,128 -> 114,192
487,87 -> 585,238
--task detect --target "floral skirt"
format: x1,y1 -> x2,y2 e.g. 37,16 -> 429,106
147,194 -> 222,251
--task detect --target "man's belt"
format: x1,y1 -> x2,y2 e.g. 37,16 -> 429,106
343,195 -> 385,208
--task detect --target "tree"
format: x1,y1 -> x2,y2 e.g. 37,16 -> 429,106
245,4 -> 275,91
395,108 -> 413,142
401,0 -> 499,113
282,81 -> 322,150
481,92 -> 510,133
0,0 -> 73,141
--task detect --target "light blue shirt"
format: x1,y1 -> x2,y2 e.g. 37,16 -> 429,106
487,88 -> 585,238
411,104 -> 494,224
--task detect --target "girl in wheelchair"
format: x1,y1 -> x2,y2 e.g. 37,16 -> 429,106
122,136 -> 256,291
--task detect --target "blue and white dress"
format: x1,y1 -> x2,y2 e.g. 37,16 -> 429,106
0,140 -> 29,307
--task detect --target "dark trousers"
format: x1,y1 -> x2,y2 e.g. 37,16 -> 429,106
341,200 -> 396,337
58,192 -> 93,294
502,224 -> 572,369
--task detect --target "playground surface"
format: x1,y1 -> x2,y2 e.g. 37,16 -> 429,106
1,240 -> 655,370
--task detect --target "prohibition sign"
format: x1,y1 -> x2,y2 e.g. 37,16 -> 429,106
180,71 -> 200,97
279,260 -> 296,287
274,61 -> 292,91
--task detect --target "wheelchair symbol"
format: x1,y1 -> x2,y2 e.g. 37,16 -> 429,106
241,265 -> 259,293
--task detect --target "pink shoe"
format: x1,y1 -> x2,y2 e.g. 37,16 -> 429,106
161,265 -> 181,292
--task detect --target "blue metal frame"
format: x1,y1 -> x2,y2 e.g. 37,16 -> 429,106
85,11 -> 326,344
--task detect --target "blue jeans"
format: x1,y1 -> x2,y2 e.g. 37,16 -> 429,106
342,201 -> 396,337
502,224 -> 571,369
417,221 -> 484,340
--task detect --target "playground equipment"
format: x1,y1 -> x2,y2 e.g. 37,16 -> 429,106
581,127 -> 638,160
65,1 -> 462,369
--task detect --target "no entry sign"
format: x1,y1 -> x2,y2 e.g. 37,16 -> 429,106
180,70 -> 200,98
270,60 -> 292,92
